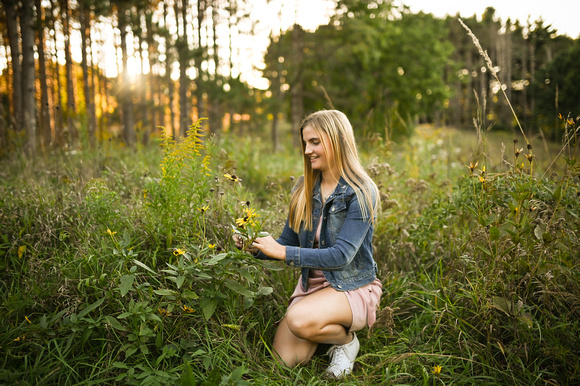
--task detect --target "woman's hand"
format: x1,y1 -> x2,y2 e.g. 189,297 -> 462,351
232,234 -> 259,254
252,235 -> 286,260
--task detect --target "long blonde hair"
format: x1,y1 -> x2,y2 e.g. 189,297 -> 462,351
288,110 -> 380,231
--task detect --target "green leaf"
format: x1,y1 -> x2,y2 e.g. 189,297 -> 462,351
552,185 -> 562,201
491,296 -> 511,315
256,286 -> 274,296
224,279 -> 255,297
113,362 -> 129,369
176,275 -> 186,288
105,315 -> 128,331
193,271 -> 213,279
49,308 -> 69,325
181,360 -> 196,386
78,297 -> 105,319
153,289 -> 178,296
489,226 -> 500,241
200,297 -> 218,320
120,275 -> 135,297
182,289 -> 199,299
519,312 -> 533,328
132,259 -> 156,274
533,225 -> 544,240
204,253 -> 228,266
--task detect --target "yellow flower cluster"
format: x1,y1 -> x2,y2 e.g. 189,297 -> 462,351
235,207 -> 259,228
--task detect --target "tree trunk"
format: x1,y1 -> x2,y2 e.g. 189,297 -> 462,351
209,0 -> 221,133
195,0 -> 206,122
80,1 -> 97,148
290,23 -> 304,149
52,10 -> 65,148
3,0 -> 22,130
144,9 -> 156,146
177,0 -> 189,137
163,0 -> 175,138
117,3 -> 136,147
35,0 -> 52,149
61,0 -> 77,145
20,0 -> 37,154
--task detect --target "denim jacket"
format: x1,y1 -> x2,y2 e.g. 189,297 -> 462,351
258,176 -> 378,292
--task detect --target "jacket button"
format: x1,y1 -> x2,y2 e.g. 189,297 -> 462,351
289,261 -> 294,266
321,241 -> 325,246
337,285 -> 342,289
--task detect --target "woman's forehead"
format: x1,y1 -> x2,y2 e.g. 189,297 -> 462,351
302,125 -> 323,140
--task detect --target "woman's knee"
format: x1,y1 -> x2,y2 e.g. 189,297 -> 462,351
285,306 -> 318,339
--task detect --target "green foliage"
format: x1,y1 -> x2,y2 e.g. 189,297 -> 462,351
0,120 -> 285,384
534,39 -> 580,139
1,116 -> 579,384
263,2 -> 453,139
370,122 -> 580,384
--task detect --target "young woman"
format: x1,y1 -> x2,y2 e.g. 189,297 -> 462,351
240,110 -> 382,378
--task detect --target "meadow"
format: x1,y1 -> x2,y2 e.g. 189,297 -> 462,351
0,118 -> 579,385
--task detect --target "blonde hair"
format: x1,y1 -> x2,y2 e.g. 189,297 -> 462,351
288,110 -> 380,231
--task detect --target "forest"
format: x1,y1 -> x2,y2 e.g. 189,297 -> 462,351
1,0 -> 579,153
1,0 -> 579,384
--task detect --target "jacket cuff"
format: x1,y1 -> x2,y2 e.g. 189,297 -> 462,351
285,246 -> 300,267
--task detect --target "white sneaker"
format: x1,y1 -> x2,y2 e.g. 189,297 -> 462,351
325,332 -> 360,378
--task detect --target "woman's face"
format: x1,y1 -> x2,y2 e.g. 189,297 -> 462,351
302,125 -> 335,175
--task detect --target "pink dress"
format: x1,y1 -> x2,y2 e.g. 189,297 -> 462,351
286,216 -> 383,333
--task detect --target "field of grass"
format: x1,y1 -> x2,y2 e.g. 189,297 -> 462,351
1,120 -> 579,385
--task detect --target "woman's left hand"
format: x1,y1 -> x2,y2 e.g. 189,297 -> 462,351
252,236 -> 286,261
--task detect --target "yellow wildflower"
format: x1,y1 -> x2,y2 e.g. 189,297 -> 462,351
158,308 -> 172,316
208,244 -> 216,249
106,229 -> 117,236
236,217 -> 248,228
198,205 -> 209,214
525,154 -> 534,164
173,248 -> 186,256
182,305 -> 195,313
18,245 -> 26,258
432,365 -> 442,375
515,148 -> 523,158
25,316 -> 31,324
224,173 -> 240,182
479,176 -> 486,183
244,207 -> 259,219
466,161 -> 478,174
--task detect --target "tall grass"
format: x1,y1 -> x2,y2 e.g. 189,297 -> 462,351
2,59 -> 579,385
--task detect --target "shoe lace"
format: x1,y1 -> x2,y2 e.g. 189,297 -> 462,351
327,345 -> 347,365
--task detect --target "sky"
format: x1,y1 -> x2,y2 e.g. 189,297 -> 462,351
399,0 -> 580,39
282,0 -> 580,38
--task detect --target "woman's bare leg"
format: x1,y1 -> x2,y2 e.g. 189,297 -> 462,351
272,287 -> 353,367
